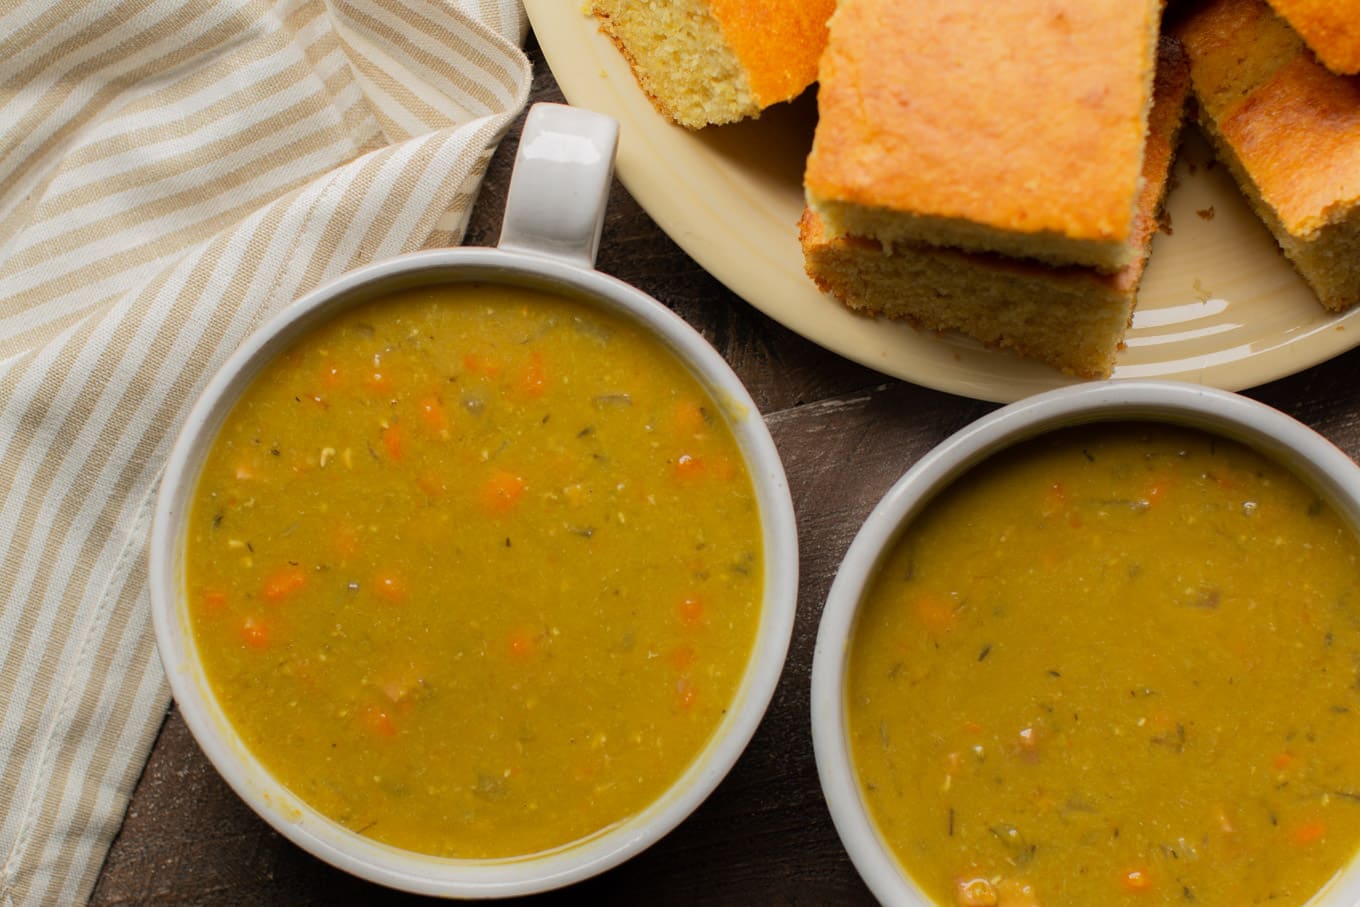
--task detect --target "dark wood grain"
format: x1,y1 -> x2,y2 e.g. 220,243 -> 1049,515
90,29 -> 1360,907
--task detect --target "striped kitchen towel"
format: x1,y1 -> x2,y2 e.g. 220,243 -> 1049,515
0,1 -> 530,902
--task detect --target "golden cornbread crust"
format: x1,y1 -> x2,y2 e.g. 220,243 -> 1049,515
1178,0 -> 1360,311
804,0 -> 1164,272
1266,0 -> 1360,74
707,0 -> 834,108
801,38 -> 1189,379
590,0 -> 833,129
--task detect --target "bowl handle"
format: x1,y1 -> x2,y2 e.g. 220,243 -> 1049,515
497,102 -> 620,269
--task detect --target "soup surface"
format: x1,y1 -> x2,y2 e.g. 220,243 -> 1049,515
848,423 -> 1360,906
185,282 -> 763,858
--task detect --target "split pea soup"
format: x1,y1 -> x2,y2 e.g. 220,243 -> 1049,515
184,281 -> 763,858
847,422 -> 1360,907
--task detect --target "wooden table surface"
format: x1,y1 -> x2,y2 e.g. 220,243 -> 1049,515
89,32 -> 1360,907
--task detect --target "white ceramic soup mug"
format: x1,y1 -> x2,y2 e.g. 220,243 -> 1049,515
149,103 -> 798,898
811,380 -> 1360,907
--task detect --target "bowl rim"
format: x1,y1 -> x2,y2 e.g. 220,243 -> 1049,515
148,246 -> 799,897
810,379 -> 1360,907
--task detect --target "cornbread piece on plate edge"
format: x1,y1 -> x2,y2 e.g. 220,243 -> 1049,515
589,0 -> 835,129
804,0 -> 1163,273
1177,0 -> 1360,312
1264,0 -> 1360,74
800,39 -> 1190,380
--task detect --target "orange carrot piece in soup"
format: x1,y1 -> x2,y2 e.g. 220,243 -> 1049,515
481,469 -> 526,513
381,423 -> 404,461
915,593 -> 958,635
416,472 -> 446,498
239,615 -> 271,648
506,628 -> 537,659
1144,478 -> 1172,505
668,643 -> 696,671
1121,868 -> 1153,892
1292,819 -> 1328,845
673,453 -> 704,479
518,351 -> 547,398
199,588 -> 228,614
418,396 -> 447,434
463,352 -> 500,378
262,565 -> 306,602
366,368 -> 392,393
373,573 -> 407,604
362,705 -> 398,738
678,596 -> 705,627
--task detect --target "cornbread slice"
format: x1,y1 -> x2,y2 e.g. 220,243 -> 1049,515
590,0 -> 834,129
1177,0 -> 1360,311
804,0 -> 1164,273
1265,0 -> 1360,74
801,39 -> 1190,379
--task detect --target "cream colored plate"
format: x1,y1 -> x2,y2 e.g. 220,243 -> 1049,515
525,1 -> 1359,403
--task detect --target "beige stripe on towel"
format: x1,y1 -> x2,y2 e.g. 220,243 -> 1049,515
0,1 -> 531,902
